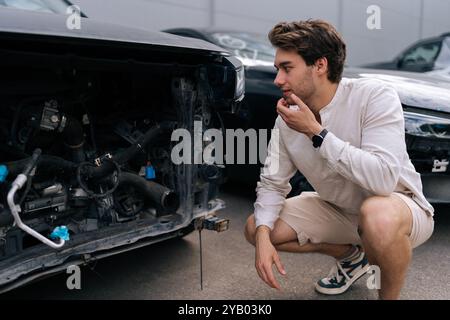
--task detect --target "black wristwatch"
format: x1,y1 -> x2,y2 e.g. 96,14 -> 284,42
312,129 -> 328,148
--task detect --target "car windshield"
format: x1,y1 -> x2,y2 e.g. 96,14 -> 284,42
210,32 -> 275,66
0,0 -> 69,14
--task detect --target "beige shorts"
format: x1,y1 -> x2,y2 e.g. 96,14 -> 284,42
279,192 -> 434,249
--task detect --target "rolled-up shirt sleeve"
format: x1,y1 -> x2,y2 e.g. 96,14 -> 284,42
254,118 -> 297,230
318,85 -> 405,196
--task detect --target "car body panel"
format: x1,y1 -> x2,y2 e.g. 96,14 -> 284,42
343,68 -> 450,112
0,8 -> 229,55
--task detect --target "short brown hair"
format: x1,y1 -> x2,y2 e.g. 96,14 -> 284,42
268,20 -> 346,83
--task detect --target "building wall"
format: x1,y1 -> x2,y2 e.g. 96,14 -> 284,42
72,0 -> 450,66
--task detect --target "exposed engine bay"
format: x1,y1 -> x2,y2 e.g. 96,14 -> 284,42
0,41 -> 237,290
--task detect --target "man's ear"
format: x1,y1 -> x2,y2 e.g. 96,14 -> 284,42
314,57 -> 328,77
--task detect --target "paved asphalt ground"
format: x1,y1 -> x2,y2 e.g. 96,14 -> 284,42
1,182 -> 449,300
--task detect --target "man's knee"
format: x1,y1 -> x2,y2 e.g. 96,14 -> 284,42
244,214 -> 256,245
244,214 -> 298,246
359,196 -> 409,249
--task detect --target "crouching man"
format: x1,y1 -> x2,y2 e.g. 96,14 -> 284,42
244,20 -> 434,300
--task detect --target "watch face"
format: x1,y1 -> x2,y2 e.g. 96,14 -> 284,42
312,135 -> 323,148
312,129 -> 327,148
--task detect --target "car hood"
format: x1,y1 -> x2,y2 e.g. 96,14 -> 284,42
359,61 -> 398,70
0,7 -> 228,55
345,68 -> 450,113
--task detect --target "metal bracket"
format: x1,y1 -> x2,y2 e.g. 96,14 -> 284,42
194,214 -> 230,233
94,153 -> 112,167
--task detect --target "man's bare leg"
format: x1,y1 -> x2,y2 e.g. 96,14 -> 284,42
245,194 -> 414,299
244,214 -> 355,260
358,195 -> 413,300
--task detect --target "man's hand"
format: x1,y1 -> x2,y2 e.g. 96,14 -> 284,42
276,93 -> 323,139
255,226 -> 286,290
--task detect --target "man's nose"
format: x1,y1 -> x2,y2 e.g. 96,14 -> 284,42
274,71 -> 285,87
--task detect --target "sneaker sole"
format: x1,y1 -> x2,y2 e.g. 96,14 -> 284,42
314,264 -> 371,295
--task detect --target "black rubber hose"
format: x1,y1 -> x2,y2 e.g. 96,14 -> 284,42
10,97 -> 45,146
115,121 -> 176,164
0,207 -> 13,226
22,148 -> 41,176
118,172 -> 180,212
18,178 -> 32,205
6,154 -> 77,177
77,159 -> 121,198
62,116 -> 85,163
62,116 -> 84,147
87,122 -> 176,180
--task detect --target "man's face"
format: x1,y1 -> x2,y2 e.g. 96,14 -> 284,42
273,48 -> 316,106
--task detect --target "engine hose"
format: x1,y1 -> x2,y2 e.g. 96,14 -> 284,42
0,207 -> 14,226
5,155 -> 77,177
62,116 -> 85,163
10,97 -> 46,146
22,148 -> 41,177
87,121 -> 176,180
118,172 -> 180,212
77,159 -> 121,198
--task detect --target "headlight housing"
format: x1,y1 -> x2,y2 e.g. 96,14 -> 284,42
223,56 -> 245,102
404,111 -> 450,139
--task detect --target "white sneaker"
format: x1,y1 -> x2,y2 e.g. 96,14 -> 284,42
315,247 -> 370,295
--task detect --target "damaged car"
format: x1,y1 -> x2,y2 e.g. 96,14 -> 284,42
0,7 -> 244,292
165,28 -> 450,203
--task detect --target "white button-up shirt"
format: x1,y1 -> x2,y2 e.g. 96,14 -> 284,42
254,77 -> 434,230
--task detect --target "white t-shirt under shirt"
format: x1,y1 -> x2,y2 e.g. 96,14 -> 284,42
254,77 -> 434,230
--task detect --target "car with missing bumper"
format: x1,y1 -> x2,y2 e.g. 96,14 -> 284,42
165,28 -> 450,203
0,7 -> 244,292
